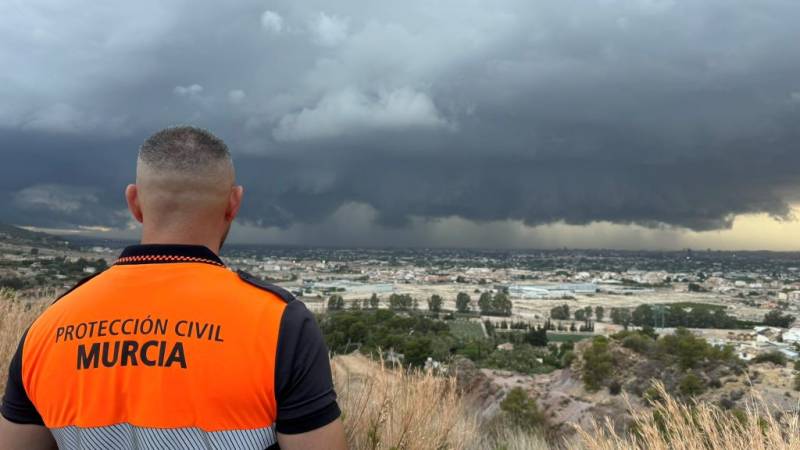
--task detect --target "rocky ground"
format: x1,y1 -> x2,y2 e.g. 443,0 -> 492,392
452,357 -> 635,438
451,339 -> 800,440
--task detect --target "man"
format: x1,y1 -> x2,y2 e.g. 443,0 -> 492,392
0,126 -> 347,450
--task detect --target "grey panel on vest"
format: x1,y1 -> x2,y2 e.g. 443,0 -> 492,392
50,423 -> 277,450
236,270 -> 295,303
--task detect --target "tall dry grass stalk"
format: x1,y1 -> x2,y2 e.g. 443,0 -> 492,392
575,382 -> 800,450
478,425 -> 551,450
0,291 -> 47,393
332,353 -> 480,450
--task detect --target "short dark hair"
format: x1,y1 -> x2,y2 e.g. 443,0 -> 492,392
139,126 -> 231,171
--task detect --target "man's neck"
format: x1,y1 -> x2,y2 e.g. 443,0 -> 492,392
140,228 -> 221,254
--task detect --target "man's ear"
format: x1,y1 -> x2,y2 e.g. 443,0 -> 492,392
125,184 -> 144,223
225,185 -> 244,222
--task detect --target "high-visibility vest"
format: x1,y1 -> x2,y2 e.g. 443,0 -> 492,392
1,244 -> 339,450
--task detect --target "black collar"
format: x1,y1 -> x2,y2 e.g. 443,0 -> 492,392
116,244 -> 225,267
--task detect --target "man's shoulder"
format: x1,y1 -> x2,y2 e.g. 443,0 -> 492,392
51,267 -> 297,305
235,270 -> 296,304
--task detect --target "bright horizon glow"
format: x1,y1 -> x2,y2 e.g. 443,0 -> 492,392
676,207 -> 800,251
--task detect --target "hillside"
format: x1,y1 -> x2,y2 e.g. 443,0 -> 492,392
0,222 -> 67,247
3,293 -> 800,449
329,351 -> 800,450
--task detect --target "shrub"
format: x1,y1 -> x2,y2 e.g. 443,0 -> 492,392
500,387 -> 546,431
561,351 -> 576,368
678,372 -> 706,397
764,310 -> 795,328
751,351 -> 788,366
582,337 -> 614,391
482,344 -> 554,375
656,328 -> 718,370
621,333 -> 653,354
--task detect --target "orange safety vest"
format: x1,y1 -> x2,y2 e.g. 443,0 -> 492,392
1,244 -> 339,449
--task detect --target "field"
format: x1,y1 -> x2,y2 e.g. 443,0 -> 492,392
546,333 -> 594,343
448,320 -> 485,340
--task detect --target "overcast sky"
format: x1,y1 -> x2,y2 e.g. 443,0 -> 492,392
3,0 -> 800,250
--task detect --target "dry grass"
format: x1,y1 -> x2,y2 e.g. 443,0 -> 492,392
332,353 -> 556,450
4,294 -> 800,450
479,426 -> 551,450
0,290 -> 47,394
575,383 -> 800,450
332,353 -> 480,450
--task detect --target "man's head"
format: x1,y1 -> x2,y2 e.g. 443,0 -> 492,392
125,126 -> 244,252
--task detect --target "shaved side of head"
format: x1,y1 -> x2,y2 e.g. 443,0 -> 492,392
134,126 -> 238,234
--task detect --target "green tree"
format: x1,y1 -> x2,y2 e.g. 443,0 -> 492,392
347,322 -> 368,343
582,336 -> 614,391
478,292 -> 493,314
500,387 -> 545,430
610,308 -> 632,328
369,293 -> 379,309
327,294 -> 344,311
525,327 -> 548,347
428,294 -> 443,313
595,306 -> 605,321
492,293 -> 513,316
764,310 -> 795,328
404,337 -> 433,367
575,309 -> 586,321
456,292 -> 471,313
389,293 -> 414,311
550,304 -> 570,320
632,304 -> 655,327
657,328 -> 710,370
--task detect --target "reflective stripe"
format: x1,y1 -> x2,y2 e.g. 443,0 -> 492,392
115,255 -> 225,267
51,423 -> 277,450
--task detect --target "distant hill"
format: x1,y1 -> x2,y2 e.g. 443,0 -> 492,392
0,222 -> 67,247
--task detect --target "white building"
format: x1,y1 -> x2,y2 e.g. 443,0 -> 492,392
783,328 -> 800,344
306,280 -> 394,295
508,283 -> 597,299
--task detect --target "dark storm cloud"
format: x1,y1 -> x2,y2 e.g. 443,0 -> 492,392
0,131 -> 136,228
2,0 -> 800,242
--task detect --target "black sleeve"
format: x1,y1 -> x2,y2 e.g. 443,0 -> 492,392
274,301 -> 340,434
1,329 -> 44,425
